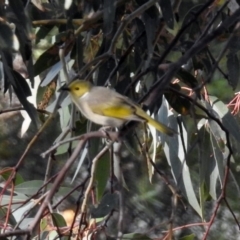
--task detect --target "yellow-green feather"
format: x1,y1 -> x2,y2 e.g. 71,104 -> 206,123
135,108 -> 176,136
92,105 -> 134,119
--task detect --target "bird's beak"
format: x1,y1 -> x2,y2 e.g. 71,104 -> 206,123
58,85 -> 70,92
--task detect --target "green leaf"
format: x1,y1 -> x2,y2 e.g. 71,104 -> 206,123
122,233 -> 152,239
0,168 -> 24,185
176,68 -> 199,89
199,182 -> 205,220
227,53 -> 240,90
158,98 -> 201,215
210,96 -> 240,142
210,132 -> 224,188
40,55 -> 71,87
34,44 -> 60,76
2,53 -> 40,126
180,233 -> 196,240
55,186 -> 79,199
94,151 -> 110,202
71,145 -> 88,183
198,128 -> 217,202
103,0 -> 116,34
165,84 -> 192,115
0,207 -> 16,225
40,231 -> 50,240
163,115 -> 201,217
1,193 -> 28,208
40,218 -> 48,232
12,202 -> 36,223
36,25 -> 54,44
15,180 -> 44,195
9,0 -> 29,32
48,230 -> 58,240
159,0 -> 174,29
51,212 -> 67,227
0,23 -> 13,50
91,192 -> 118,218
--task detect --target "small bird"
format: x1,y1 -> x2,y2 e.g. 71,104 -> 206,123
60,79 -> 176,136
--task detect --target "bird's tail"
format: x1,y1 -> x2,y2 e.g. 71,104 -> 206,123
136,108 -> 176,136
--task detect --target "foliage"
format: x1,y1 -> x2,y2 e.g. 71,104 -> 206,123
0,0 -> 240,239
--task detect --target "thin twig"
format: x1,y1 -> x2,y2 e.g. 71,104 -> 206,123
0,107 -> 50,115
108,0 -> 159,54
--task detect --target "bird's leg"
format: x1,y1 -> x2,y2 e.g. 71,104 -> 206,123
98,126 -> 118,142
98,126 -> 113,132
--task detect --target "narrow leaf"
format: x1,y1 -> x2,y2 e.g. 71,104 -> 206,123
210,132 -> 224,187
52,213 -> 67,227
94,151 -> 110,202
227,53 -> 240,89
122,233 -> 152,240
210,96 -> 240,142
164,118 -> 201,217
159,0 -> 174,29
103,0 -> 116,34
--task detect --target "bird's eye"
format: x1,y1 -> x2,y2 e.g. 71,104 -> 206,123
75,87 -> 79,90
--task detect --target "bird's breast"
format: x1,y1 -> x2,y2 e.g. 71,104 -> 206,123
72,96 -> 124,127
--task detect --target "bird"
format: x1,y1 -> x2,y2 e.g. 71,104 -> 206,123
60,79 -> 176,136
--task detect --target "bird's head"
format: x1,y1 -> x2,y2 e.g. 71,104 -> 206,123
60,79 -> 92,98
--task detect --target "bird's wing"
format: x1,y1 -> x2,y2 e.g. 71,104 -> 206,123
90,98 -> 135,119
87,87 -> 143,120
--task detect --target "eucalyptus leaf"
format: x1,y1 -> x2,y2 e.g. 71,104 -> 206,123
94,151 -> 110,202
210,96 -> 240,142
51,212 -> 67,227
227,53 -> 240,90
122,233 -> 152,240
159,0 -> 174,29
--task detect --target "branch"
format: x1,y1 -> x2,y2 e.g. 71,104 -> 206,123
29,131 -> 119,233
154,7 -> 240,94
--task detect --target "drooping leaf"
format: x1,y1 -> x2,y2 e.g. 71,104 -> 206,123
1,193 -> 29,208
122,233 -> 152,240
148,121 -> 158,183
0,22 -> 13,50
15,180 -> 44,195
227,53 -> 240,90
48,230 -> 58,240
96,58 -> 116,86
176,68 -> 199,89
74,34 -> 83,69
159,0 -> 174,29
228,35 -> 240,52
94,151 -> 110,202
40,218 -> 48,232
132,18 -> 147,69
40,54 -> 71,87
71,145 -> 88,183
181,4 -> 204,40
0,208 -> 17,226
36,25 -> 54,45
103,0 -> 116,34
91,192 -> 118,218
34,44 -> 60,76
163,116 -> 201,217
180,233 -> 196,240
165,84 -> 192,116
210,132 -> 224,188
12,202 -> 36,224
52,213 -> 67,227
210,96 -> 240,142
144,17 -> 156,71
2,52 -> 40,126
1,168 -> 24,185
9,0 -> 29,31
